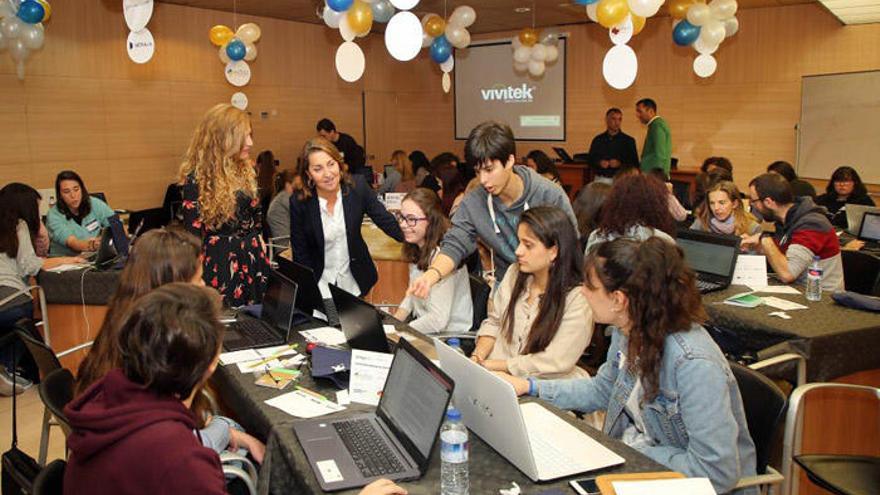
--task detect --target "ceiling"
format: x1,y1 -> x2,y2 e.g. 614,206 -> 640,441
156,0 -> 817,34
818,0 -> 880,24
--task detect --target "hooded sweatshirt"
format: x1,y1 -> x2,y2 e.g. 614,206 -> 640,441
772,196 -> 844,292
64,369 -> 226,495
440,165 -> 576,283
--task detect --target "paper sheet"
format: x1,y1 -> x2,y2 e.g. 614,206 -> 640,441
265,389 -> 345,418
612,478 -> 716,495
349,349 -> 394,406
731,254 -> 768,287
383,324 -> 398,335
236,354 -> 306,374
761,296 -> 808,311
747,285 -> 801,295
45,263 -> 88,273
219,344 -> 299,365
336,389 -> 350,406
299,327 -> 347,346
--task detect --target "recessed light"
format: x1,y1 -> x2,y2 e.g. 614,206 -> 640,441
514,7 -> 531,13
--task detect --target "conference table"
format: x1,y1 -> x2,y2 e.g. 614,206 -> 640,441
212,318 -> 668,495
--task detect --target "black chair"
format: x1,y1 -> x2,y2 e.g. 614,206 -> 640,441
15,329 -> 64,465
38,369 -> 75,437
32,459 -> 65,495
841,250 -> 880,296
468,274 -> 491,332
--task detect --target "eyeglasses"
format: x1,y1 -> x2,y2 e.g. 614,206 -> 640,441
394,213 -> 428,227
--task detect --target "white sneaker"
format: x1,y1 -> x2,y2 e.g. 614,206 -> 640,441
0,368 -> 32,396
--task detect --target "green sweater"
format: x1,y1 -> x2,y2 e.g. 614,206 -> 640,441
640,116 -> 672,177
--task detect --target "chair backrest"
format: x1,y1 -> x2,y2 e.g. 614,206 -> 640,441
39,368 -> 75,436
841,250 -> 880,296
14,328 -> 62,379
468,274 -> 491,332
729,361 -> 788,474
33,459 -> 66,495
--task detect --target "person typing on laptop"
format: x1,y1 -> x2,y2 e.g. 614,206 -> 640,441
496,238 -> 757,495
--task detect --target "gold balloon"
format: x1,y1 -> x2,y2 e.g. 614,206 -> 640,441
209,25 -> 234,47
596,0 -> 630,29
424,15 -> 446,38
518,28 -> 539,47
347,0 -> 373,36
36,0 -> 51,22
668,0 -> 701,20
632,14 -> 646,35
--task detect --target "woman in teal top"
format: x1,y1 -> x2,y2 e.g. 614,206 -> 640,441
46,170 -> 114,256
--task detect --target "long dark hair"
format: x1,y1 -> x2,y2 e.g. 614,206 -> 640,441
527,150 -> 561,183
501,206 -> 583,354
585,238 -> 706,402
827,166 -> 868,198
401,188 -> 449,271
256,150 -> 277,201
0,183 -> 42,258
573,182 -> 611,246
596,173 -> 676,238
54,170 -> 91,222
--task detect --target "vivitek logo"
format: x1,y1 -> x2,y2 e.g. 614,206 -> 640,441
480,83 -> 535,103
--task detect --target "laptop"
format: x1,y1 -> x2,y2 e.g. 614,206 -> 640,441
434,339 -> 625,481
90,215 -> 131,270
223,270 -> 297,352
275,257 -> 339,325
329,284 -> 391,353
675,228 -> 741,293
858,212 -> 880,249
552,147 -> 574,163
845,204 -> 880,236
293,337 -> 454,491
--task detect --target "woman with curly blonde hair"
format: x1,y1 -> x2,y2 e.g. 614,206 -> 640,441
179,103 -> 269,306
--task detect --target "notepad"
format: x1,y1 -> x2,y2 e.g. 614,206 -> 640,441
612,478 -> 716,495
299,327 -> 347,346
265,389 -> 346,418
349,350 -> 393,406
220,344 -> 300,365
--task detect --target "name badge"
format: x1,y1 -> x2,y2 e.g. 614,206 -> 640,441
85,220 -> 100,232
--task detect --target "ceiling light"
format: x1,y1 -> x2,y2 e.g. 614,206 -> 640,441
514,7 -> 531,13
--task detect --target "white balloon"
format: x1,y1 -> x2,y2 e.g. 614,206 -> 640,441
602,44 -> 638,90
9,37 -> 27,62
723,16 -> 739,37
687,4 -> 711,26
15,60 -> 24,81
628,0 -> 661,18
610,15 -> 634,45
445,24 -> 468,49
244,42 -> 257,61
339,15 -> 356,42
219,45 -> 231,64
700,20 -> 726,46
540,31 -> 560,47
0,28 -> 6,51
231,92 -> 248,110
586,3 -> 599,23
709,0 -> 738,20
511,35 -> 522,50
530,43 -> 547,62
513,61 -> 528,73
693,53 -> 717,78
440,53 -> 454,73
1,16 -> 22,39
336,41 -> 366,82
545,45 -> 559,63
528,59 -> 545,77
123,0 -> 153,32
448,5 -> 476,28
0,2 -> 14,19
323,5 -> 343,28
384,11 -> 422,61
20,22 -> 43,50
693,36 -> 719,54
224,60 -> 251,87
442,71 -> 451,93
513,45 -> 531,64
389,0 -> 418,10
422,31 -> 433,47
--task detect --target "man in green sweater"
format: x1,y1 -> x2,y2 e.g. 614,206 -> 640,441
636,98 -> 672,178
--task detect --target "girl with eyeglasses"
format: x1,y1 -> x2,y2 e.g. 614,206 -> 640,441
393,188 -> 473,334
816,166 -> 875,227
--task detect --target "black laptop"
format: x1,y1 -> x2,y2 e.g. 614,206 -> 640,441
275,257 -> 339,325
676,228 -> 741,294
92,215 -> 130,270
293,337 -> 454,491
858,212 -> 880,251
329,284 -> 391,353
223,270 -> 297,351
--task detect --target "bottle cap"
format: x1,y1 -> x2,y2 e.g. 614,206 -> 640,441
446,407 -> 462,421
447,338 -> 461,347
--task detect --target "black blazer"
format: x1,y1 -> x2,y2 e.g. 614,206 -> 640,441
289,175 -> 403,296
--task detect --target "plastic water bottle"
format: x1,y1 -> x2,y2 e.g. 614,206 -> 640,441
447,338 -> 466,357
440,408 -> 469,495
806,255 -> 822,302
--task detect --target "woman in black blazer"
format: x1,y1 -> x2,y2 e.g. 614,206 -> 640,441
290,137 -> 403,297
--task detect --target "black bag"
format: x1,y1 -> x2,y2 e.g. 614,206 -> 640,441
1,332 -> 41,494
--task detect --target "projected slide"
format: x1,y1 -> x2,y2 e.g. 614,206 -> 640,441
455,39 -> 566,141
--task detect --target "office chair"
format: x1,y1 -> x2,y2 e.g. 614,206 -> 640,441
32,459 -> 66,495
38,369 -> 74,437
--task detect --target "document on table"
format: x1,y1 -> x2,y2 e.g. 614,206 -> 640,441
761,296 -> 808,311
748,285 -> 801,295
349,350 -> 394,406
265,389 -> 346,418
299,327 -> 347,346
383,324 -> 398,335
45,263 -> 88,273
219,344 -> 299,365
732,254 -> 768,287
612,478 -> 716,495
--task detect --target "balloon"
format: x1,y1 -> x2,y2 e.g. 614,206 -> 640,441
513,45 -> 531,64
668,0 -> 699,20
586,3 -> 599,22
0,2 -> 15,19
385,11 -> 422,61
346,0 -> 373,35
209,25 -> 234,46
631,14 -> 646,35
687,3 -> 711,26
528,59 -> 545,77
36,0 -> 50,22
424,14 -> 444,37
16,1 -> 43,24
518,28 -> 539,47
603,44 -> 638,89
628,0 -> 661,18
448,5 -> 476,28
371,0 -> 394,23
323,5 -> 343,28
1,16 -> 23,39
219,45 -> 231,64
16,60 -> 24,81
440,53 -> 454,73
225,38 -> 246,61
530,43 -> 547,62
610,15 -> 634,45
389,0 -> 418,9
421,30 -> 433,47
539,31 -> 559,46
236,23 -> 261,44
693,53 -> 717,78
429,34 -> 451,63
693,36 -> 718,54
339,15 -> 356,41
9,37 -> 28,61
20,21 -> 42,49
511,35 -> 522,50
445,24 -> 469,49
513,61 -> 528,73
442,71 -> 451,93
335,40 -> 365,82
0,30 -> 6,51
700,19 -> 725,45
545,45 -> 559,63
723,16 -> 739,37
709,0 -> 737,20
596,0 -> 630,29
244,42 -> 257,61
673,19 -> 700,46
327,0 -> 354,13
574,0 -> 599,4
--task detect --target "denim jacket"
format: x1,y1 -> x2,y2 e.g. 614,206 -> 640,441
535,325 -> 757,495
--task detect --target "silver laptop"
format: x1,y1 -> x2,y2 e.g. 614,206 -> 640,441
845,204 -> 880,235
294,338 -> 454,491
434,339 -> 625,481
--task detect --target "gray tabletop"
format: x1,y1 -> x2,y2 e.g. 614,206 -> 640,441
212,321 -> 667,495
36,267 -> 121,305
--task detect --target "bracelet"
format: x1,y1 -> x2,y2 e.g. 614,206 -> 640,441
527,377 -> 537,396
427,267 -> 442,281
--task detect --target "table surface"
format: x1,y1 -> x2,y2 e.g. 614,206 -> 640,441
212,319 -> 667,495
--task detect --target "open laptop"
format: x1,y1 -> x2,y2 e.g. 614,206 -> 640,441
858,212 -> 880,250
223,270 -> 297,352
275,257 -> 339,325
845,204 -> 880,235
676,228 -> 741,293
552,147 -> 575,163
434,339 -> 625,481
329,284 -> 391,353
293,337 -> 454,491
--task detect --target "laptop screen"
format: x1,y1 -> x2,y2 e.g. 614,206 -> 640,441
261,271 -> 297,337
860,212 -> 880,241
677,235 -> 738,278
378,343 -> 453,460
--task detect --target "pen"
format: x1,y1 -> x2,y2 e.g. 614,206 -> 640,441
246,343 -> 299,370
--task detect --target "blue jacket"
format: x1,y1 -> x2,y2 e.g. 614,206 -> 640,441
535,325 -> 757,494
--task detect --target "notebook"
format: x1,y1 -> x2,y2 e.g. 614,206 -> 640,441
223,270 -> 297,352
676,229 -> 741,293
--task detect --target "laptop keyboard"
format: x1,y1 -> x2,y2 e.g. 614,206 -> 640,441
696,279 -> 723,294
528,433 -> 580,476
227,318 -> 282,348
334,419 -> 405,478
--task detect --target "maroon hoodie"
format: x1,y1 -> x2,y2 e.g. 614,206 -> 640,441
63,369 -> 227,495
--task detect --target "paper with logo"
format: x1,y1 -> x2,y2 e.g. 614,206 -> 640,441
612,478 -> 716,495
299,327 -> 347,346
732,254 -> 768,287
265,389 -> 345,418
349,349 -> 394,406
761,296 -> 808,311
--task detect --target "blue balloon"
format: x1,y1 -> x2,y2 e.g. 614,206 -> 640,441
327,0 -> 354,13
673,20 -> 701,46
17,0 -> 45,24
573,0 -> 599,4
226,39 -> 247,61
430,35 -> 452,64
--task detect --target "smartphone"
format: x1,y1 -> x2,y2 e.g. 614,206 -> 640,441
569,478 -> 600,495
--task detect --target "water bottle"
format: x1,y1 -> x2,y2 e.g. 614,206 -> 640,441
447,338 -> 466,357
440,407 -> 469,495
806,255 -> 822,302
